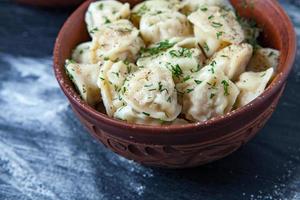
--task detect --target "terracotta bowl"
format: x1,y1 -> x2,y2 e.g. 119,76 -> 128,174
53,0 -> 296,168
16,0 -> 83,7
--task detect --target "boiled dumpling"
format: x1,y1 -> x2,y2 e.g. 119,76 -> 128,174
140,10 -> 192,45
247,48 -> 280,72
114,105 -> 150,124
188,6 -> 245,57
181,0 -> 232,14
238,17 -> 261,47
207,43 -> 253,80
181,65 -> 240,122
114,105 -> 168,125
90,20 -> 145,63
85,0 -> 130,35
122,67 -> 181,121
115,105 -> 188,125
65,61 -> 101,106
137,38 -> 205,83
72,42 -> 92,64
174,37 -> 203,49
235,68 -> 274,107
98,60 -> 138,117
131,0 -> 180,27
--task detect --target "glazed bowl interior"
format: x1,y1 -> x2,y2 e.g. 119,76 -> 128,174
54,0 -> 296,130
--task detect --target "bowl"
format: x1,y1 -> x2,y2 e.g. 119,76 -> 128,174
16,0 -> 83,7
53,0 -> 296,168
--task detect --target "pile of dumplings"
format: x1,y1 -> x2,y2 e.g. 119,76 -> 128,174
65,0 -> 280,125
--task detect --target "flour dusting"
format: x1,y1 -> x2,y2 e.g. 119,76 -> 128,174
0,54 -> 69,132
0,54 -> 152,200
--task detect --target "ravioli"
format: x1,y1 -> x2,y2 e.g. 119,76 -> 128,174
181,0 -> 232,14
207,43 -> 253,80
131,0 -> 180,27
137,38 -> 205,84
122,67 -> 181,121
181,65 -> 240,122
90,20 -> 145,63
65,61 -> 101,106
247,48 -> 280,72
114,105 -> 165,125
188,6 -> 245,57
140,10 -> 192,45
235,68 -> 274,107
97,60 -> 138,117
85,0 -> 130,35
72,42 -> 92,64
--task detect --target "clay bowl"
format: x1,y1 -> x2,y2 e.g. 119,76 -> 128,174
53,0 -> 296,168
16,0 -> 83,7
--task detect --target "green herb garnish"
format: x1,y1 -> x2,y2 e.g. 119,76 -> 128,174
200,7 -> 208,12
187,88 -> 194,93
203,42 -> 210,52
104,17 -> 111,24
268,51 -> 275,57
141,40 -> 176,57
208,15 -> 214,20
191,64 -> 201,73
216,31 -> 223,39
134,4 -> 149,16
143,112 -> 150,116
221,80 -> 230,96
166,63 -> 183,78
98,3 -> 103,10
194,80 -> 202,85
169,48 -> 193,58
89,27 -> 99,34
212,22 -> 223,28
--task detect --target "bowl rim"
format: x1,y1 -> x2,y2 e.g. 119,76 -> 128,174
53,0 -> 297,132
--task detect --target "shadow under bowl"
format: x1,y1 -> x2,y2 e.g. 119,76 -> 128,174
53,0 -> 296,168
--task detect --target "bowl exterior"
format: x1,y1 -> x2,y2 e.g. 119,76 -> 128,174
69,86 -> 284,168
53,0 -> 296,168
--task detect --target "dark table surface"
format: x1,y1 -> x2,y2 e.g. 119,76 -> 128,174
0,1 -> 299,200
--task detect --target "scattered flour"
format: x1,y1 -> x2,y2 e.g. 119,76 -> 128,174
0,54 -> 152,199
0,54 -> 69,132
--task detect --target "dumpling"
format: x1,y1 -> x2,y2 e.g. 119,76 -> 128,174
131,0 -> 180,27
114,105 -> 167,125
140,10 -> 192,45
235,68 -> 274,107
247,48 -> 280,72
98,60 -> 138,117
65,61 -> 101,106
207,43 -> 253,80
115,105 -> 189,125
181,65 -> 240,122
137,38 -> 205,83
181,0 -> 231,14
122,67 -> 181,121
72,42 -> 92,64
85,0 -> 130,35
188,6 -> 245,57
238,17 -> 261,48
90,20 -> 145,63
